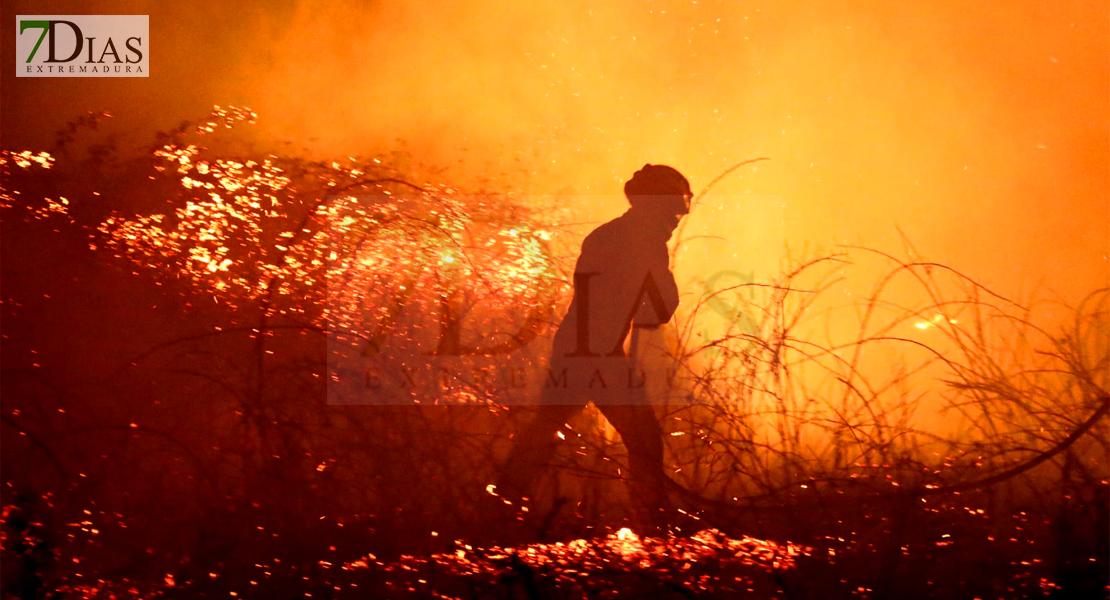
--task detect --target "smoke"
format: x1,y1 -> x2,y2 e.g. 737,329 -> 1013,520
3,0 -> 1107,305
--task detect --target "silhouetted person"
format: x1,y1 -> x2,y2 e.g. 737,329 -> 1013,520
498,164 -> 692,526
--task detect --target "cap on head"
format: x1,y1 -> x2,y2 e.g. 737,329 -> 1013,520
624,164 -> 692,214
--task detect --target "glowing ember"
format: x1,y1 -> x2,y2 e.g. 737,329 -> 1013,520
338,528 -> 810,597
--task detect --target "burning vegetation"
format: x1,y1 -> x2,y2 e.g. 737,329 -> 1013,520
1,109 -> 1107,599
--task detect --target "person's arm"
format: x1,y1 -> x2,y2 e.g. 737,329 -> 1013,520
631,240 -> 679,328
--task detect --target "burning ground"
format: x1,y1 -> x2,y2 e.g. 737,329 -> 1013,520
1,109 -> 1107,597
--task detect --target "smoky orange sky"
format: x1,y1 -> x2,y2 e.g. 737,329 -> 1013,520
3,0 -> 1107,308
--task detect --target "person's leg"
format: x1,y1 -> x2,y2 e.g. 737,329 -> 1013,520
598,392 -> 671,530
600,403 -> 666,482
497,399 -> 583,501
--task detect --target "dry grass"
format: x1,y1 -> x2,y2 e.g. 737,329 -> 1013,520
1,113 -> 1106,598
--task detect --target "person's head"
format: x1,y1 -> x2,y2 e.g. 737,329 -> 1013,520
624,164 -> 692,222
